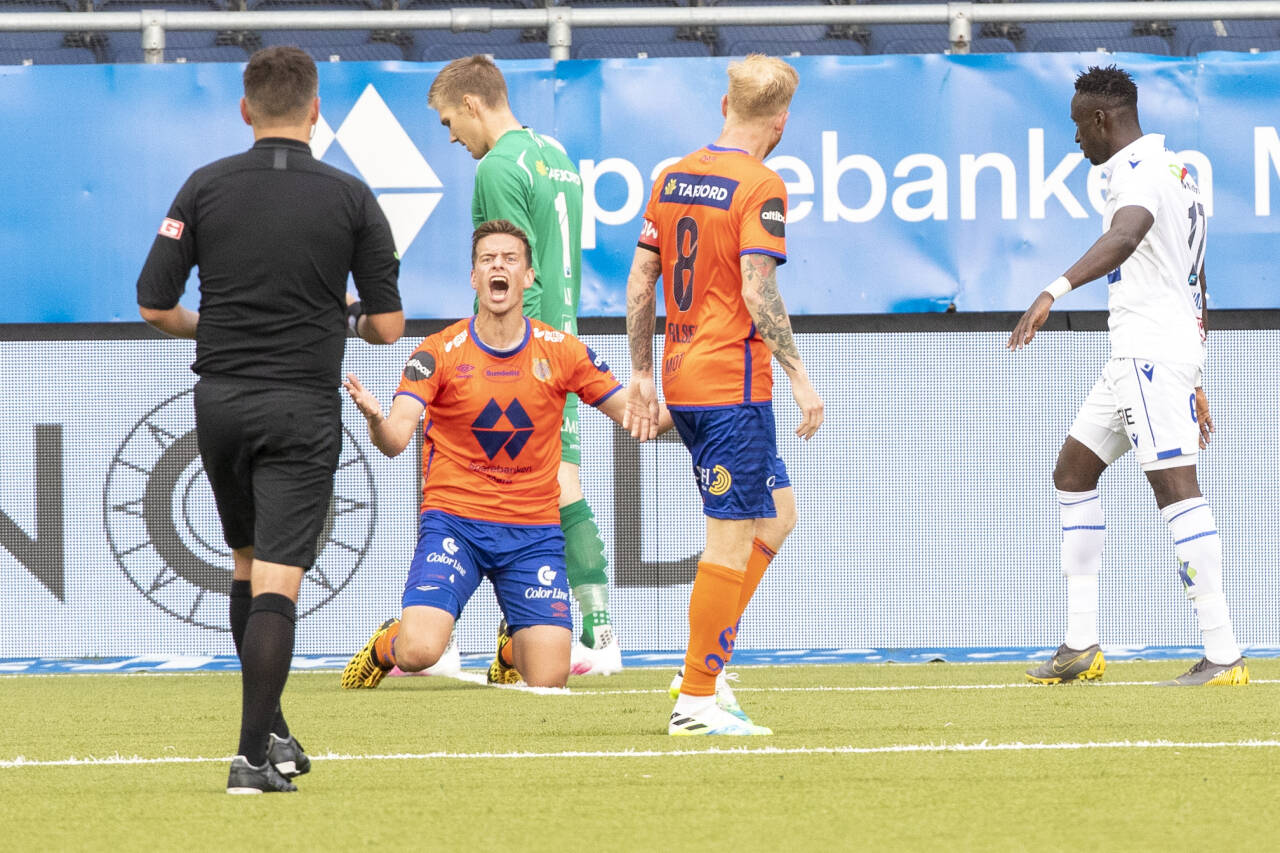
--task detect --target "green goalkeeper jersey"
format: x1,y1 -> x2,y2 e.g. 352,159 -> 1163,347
472,128 -> 584,334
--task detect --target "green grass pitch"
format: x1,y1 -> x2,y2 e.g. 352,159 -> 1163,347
2,659 -> 1278,852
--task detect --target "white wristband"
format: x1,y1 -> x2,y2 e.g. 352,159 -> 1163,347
1042,276 -> 1072,300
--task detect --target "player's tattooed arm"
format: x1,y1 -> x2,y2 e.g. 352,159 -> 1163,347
741,253 -> 824,440
625,248 -> 662,375
741,253 -> 801,374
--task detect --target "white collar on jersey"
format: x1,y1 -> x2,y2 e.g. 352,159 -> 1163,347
1100,132 -> 1167,180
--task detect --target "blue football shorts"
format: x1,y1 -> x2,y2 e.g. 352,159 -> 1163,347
402,510 -> 572,631
670,402 -> 786,520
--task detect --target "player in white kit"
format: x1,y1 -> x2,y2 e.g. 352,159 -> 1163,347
1008,66 -> 1247,687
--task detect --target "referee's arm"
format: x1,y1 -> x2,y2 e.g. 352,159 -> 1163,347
349,186 -> 405,344
137,177 -> 200,339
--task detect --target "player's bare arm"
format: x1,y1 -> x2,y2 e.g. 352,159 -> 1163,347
1195,261 -> 1213,448
623,247 -> 662,440
139,304 -> 199,339
1008,205 -> 1155,350
740,253 -> 824,440
343,373 -> 423,457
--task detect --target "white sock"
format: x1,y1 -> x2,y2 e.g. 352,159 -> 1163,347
1058,489 -> 1104,649
1066,574 -> 1099,650
674,692 -> 715,716
1161,497 -> 1241,664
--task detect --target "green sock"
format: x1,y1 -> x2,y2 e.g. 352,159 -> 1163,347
561,499 -> 610,646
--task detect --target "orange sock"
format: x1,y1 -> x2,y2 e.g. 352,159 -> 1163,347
500,636 -> 514,667
736,539 -> 777,623
682,561 -> 745,697
373,621 -> 400,668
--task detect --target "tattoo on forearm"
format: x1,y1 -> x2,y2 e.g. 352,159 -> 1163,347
626,253 -> 661,373
742,255 -> 801,374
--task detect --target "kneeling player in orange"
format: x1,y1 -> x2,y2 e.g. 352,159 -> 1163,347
341,220 -> 657,688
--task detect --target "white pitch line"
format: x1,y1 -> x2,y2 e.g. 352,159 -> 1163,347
5,739 -> 1280,770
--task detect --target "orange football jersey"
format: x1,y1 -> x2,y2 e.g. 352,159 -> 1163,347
395,316 -> 620,525
638,145 -> 788,408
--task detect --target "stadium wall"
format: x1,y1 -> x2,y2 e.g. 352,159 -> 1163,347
1,52 -> 1279,322
2,316 -> 1277,659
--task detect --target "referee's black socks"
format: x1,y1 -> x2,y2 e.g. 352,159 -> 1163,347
230,580 -> 291,740
236,593 -> 297,766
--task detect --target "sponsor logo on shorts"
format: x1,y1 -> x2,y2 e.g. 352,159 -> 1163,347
404,351 -> 436,382
537,565 -> 557,586
442,537 -> 458,556
425,551 -> 465,575
416,584 -> 440,592
525,587 -> 570,600
759,197 -> 786,238
708,465 -> 732,496
551,600 -> 569,615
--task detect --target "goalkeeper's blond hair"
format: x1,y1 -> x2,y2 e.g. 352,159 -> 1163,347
725,54 -> 799,121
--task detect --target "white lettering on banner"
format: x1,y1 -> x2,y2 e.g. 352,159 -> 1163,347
1256,126 -> 1280,216
766,154 -> 814,223
580,157 -> 644,249
892,153 -> 948,222
959,153 -> 1017,220
1028,128 -> 1088,219
649,157 -> 680,182
821,131 -> 887,223
576,131 -> 1221,239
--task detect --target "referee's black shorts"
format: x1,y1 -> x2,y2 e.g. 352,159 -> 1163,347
194,377 -> 342,569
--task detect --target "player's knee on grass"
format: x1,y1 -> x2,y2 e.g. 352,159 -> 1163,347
395,607 -> 456,672
511,625 -> 572,687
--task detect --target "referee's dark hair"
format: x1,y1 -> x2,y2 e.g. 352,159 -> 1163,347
1074,65 -> 1138,110
243,46 -> 318,123
472,219 -> 533,267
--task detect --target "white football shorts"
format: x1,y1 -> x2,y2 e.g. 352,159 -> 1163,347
1068,358 -> 1202,472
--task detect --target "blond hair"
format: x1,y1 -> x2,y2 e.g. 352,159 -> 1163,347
725,54 -> 798,121
428,54 -> 510,111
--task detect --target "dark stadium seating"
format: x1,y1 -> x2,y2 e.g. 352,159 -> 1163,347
0,45 -> 96,62
1032,34 -> 1172,56
1187,34 -> 1280,55
112,44 -> 251,61
574,38 -> 709,58
722,36 -> 866,57
3,0 -> 1280,64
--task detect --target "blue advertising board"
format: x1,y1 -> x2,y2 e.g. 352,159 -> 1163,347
0,52 -> 1277,322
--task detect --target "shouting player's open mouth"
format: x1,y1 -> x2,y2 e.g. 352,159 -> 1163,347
487,273 -> 510,303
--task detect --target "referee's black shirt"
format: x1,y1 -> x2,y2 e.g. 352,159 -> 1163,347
137,137 -> 402,391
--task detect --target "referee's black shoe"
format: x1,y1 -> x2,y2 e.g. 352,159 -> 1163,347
266,733 -> 311,779
226,755 -> 298,794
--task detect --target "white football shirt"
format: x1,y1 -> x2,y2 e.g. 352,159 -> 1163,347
1100,133 -> 1207,368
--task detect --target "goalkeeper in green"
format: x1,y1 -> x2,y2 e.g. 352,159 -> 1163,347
428,55 -> 621,676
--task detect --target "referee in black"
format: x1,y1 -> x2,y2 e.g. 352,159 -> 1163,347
137,46 -> 404,794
